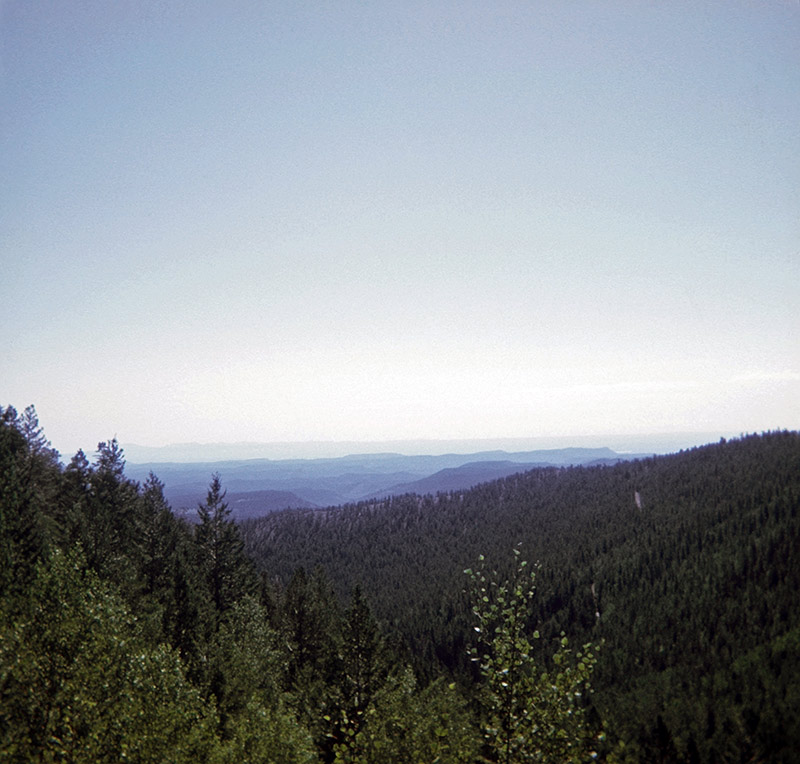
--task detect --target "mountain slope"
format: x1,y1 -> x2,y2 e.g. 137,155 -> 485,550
364,460 -> 546,498
241,431 -> 800,763
126,446 -> 641,517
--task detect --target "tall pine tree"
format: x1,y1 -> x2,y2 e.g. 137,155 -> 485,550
195,473 -> 255,618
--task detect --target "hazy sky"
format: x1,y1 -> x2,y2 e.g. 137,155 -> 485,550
2,1 -> 798,459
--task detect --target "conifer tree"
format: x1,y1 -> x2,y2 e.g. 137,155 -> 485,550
0,406 -> 28,600
195,473 -> 254,617
17,405 -> 61,530
55,449 -> 92,550
340,585 -> 389,733
169,534 -> 214,685
0,405 -> 56,601
86,439 -> 142,591
280,566 -> 344,759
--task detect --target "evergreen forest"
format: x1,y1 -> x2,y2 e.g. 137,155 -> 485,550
1,403 -> 798,763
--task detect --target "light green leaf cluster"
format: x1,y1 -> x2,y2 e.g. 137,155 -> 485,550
333,668 -> 480,764
209,595 -> 284,726
467,546 -> 603,764
0,547 -> 219,763
221,697 -> 317,764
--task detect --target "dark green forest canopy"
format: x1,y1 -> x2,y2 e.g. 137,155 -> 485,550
0,405 -> 600,763
2,404 -> 799,763
241,430 -> 800,762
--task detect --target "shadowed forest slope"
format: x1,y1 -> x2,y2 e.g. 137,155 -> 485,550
242,431 -> 800,762
2,403 -> 797,763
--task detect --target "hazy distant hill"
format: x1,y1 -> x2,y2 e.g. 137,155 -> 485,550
126,447 -> 646,518
123,432 -> 723,464
364,460 -> 547,498
168,488 -> 318,521
223,490 -> 318,518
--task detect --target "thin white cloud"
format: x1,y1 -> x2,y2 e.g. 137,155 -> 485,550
731,370 -> 800,384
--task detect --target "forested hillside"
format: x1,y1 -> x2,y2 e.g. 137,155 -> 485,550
2,403 -> 798,762
242,430 -> 800,763
0,405 -> 604,763
124,446 -> 635,516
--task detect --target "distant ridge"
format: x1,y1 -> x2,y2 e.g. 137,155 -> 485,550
125,446 -> 649,519
122,432 -> 735,463
363,460 -> 548,499
239,432 -> 800,761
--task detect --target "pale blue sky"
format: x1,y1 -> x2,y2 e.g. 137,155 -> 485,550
2,1 -> 798,458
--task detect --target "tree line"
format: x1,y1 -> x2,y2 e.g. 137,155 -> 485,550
3,403 -> 798,762
241,429 -> 800,763
1,405 -> 606,763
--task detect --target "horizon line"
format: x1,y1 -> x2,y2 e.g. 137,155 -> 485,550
117,429 -> 755,464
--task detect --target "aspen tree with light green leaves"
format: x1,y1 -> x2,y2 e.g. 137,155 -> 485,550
0,547 -> 220,763
466,546 -> 605,764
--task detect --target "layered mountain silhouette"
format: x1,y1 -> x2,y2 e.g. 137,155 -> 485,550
125,447 -> 648,519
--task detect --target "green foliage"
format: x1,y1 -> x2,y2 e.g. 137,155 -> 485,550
209,595 -> 285,730
245,431 -> 800,762
467,548 -> 601,763
333,669 -> 480,764
0,406 -> 30,600
0,405 -> 56,602
2,406 -> 798,763
221,697 -> 317,764
281,566 -> 342,685
209,594 -> 318,763
328,585 -> 396,760
0,411 -> 321,762
276,567 -> 346,759
0,548 -> 219,763
168,529 -> 216,683
87,438 -> 142,586
339,586 -> 390,730
133,471 -> 185,641
196,472 -> 257,616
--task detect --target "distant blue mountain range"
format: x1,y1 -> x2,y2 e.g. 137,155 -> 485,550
125,446 -> 650,519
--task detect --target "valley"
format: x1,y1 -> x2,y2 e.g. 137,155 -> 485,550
125,446 -> 646,517
2,405 -> 798,763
